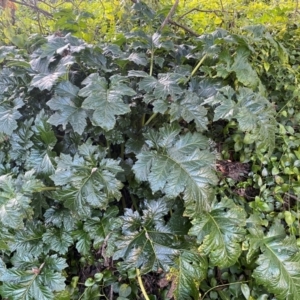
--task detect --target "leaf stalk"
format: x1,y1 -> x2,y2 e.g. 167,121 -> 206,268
136,268 -> 150,300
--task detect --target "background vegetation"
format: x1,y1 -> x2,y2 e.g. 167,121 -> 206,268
1,0 -> 300,299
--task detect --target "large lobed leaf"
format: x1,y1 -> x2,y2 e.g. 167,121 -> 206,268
251,222 -> 300,300
0,97 -> 24,136
133,124 -> 217,214
50,142 -> 123,216
114,199 -> 182,273
47,81 -> 87,135
25,111 -> 57,175
79,73 -> 136,131
172,250 -> 208,300
0,171 -> 44,229
189,199 -> 246,268
0,254 -> 67,300
204,86 -> 277,155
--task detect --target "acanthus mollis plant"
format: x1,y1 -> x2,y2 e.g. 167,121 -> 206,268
0,5 -> 299,299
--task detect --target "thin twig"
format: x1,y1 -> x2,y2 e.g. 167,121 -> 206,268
159,0 -> 179,31
219,0 -> 225,12
169,20 -> 199,36
295,0 -> 300,14
109,285 -> 113,300
9,0 -> 53,17
178,8 -> 234,20
285,193 -> 300,202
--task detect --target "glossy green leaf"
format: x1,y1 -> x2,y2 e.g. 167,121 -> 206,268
47,81 -> 87,134
0,98 -> 24,136
114,199 -> 181,273
173,250 -> 208,300
252,223 -> 300,300
133,124 -> 217,214
50,143 -> 123,216
79,73 -> 135,131
189,200 -> 246,268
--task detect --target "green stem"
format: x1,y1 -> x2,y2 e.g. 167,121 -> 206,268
136,268 -> 150,300
185,53 -> 208,84
149,49 -> 155,77
141,113 -> 146,127
144,112 -> 157,126
142,48 -> 156,127
201,280 -> 249,300
130,193 -> 139,212
35,186 -> 58,192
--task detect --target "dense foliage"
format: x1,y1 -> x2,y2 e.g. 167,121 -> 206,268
1,0 -> 299,46
1,1 -> 300,300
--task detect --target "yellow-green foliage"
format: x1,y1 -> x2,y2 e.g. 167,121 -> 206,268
0,0 -> 126,45
0,0 -> 298,45
155,0 -> 297,34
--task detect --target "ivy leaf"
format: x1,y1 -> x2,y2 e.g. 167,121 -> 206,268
189,200 -> 246,268
252,222 -> 300,300
133,125 -> 217,214
172,250 -> 208,300
114,199 -> 181,273
50,143 -> 123,216
79,73 -> 135,131
47,81 -> 87,134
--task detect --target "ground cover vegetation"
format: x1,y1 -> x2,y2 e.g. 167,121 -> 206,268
1,0 -> 300,299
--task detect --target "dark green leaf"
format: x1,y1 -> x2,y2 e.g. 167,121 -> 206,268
0,98 -> 24,135
252,223 -> 300,300
50,143 -> 123,215
133,125 -> 217,214
189,200 -> 246,268
79,74 -> 135,131
173,250 -> 208,300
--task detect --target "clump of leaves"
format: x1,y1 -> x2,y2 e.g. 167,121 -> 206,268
0,3 -> 300,300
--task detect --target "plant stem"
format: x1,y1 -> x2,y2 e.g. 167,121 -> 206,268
35,186 -> 58,192
201,280 -> 249,300
130,193 -> 139,212
136,268 -> 150,300
141,113 -> 146,127
149,49 -> 155,77
185,53 -> 208,83
144,111 -> 157,126
159,0 -> 179,31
